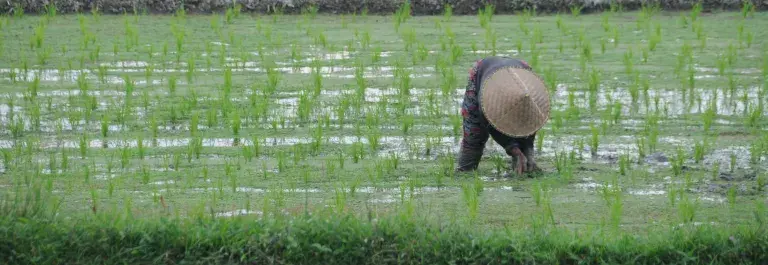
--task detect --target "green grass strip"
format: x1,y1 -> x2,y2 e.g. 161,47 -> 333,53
1,212 -> 767,264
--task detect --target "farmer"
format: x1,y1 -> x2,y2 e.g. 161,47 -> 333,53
455,56 -> 551,175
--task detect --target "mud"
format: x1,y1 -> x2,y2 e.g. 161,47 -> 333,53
151,180 -> 176,185
695,66 -> 763,75
576,176 -> 735,204
94,174 -> 118,180
215,209 -> 262,217
628,189 -> 666,195
703,146 -> 759,170
369,196 -> 398,204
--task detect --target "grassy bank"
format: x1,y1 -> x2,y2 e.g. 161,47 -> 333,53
1,211 -> 767,264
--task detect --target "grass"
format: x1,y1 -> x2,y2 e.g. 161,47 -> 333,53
0,5 -> 767,262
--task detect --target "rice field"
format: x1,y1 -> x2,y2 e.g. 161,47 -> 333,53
0,3 -> 767,238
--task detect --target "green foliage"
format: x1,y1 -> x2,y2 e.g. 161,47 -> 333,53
477,3 -> 494,29
671,146 -> 686,177
393,0 -> 411,32
570,4 -> 583,17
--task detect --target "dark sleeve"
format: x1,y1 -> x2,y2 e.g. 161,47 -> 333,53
460,59 -> 490,151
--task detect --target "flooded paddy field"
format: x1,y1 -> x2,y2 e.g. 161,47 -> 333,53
0,9 -> 766,233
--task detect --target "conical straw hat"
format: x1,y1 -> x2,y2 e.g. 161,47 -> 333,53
479,67 -> 550,137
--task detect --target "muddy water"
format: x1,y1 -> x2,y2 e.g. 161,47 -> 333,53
2,53 -> 764,196
3,59 -> 762,136
551,83 -> 766,117
695,66 -> 763,75
0,68 -> 90,83
139,176 -> 731,217
0,135 -> 458,150
0,133 -> 747,166
151,184 -> 523,206
0,58 -> 437,83
215,209 -> 262,217
575,176 -> 728,204
4,85 -> 760,136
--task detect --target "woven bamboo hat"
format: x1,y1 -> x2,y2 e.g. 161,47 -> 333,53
479,67 -> 550,137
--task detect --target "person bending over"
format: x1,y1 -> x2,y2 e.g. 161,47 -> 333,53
456,56 -> 551,175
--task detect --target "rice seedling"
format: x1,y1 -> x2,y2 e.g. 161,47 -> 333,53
600,13 -> 611,32
554,151 -> 574,181
570,4 -> 583,17
607,0 -> 624,14
554,14 -> 565,33
742,0 -> 756,18
727,43 -> 738,66
461,182 -> 480,223
369,45 -> 382,65
702,99 -> 717,134
616,151 -> 632,175
644,113 -> 660,153
686,64 -> 696,91
542,66 -> 558,98
354,60 -> 367,99
623,48 -> 634,75
745,100 -> 763,129
749,140 -> 763,165
442,3 -> 453,22
401,27 -> 417,52
30,22 -> 46,50
589,123 -> 600,157
437,63 -> 457,98
565,90 -> 580,120
400,112 -> 415,135
230,109 -> 242,142
580,35 -> 592,63
393,0 -> 412,32
690,2 -> 703,22
724,152 -> 737,175
224,3 -> 242,24
148,114 -> 159,143
451,41 -> 466,64
693,137 -> 712,164
265,63 -> 281,96
720,186 -> 738,215
12,3 -> 24,18
477,3 -> 494,29
395,63 -> 412,97
529,48 -> 541,70
678,192 -> 699,224
671,146 -> 686,177
437,154 -> 455,183
120,145 -> 131,169
518,15 -> 531,36
757,173 -> 767,192
606,26 -> 619,48
350,141 -> 365,164
100,114 -> 110,139
648,24 -> 662,52
185,55 -> 196,84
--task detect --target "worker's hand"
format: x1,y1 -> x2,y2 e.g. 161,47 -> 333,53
507,146 -> 527,175
522,146 -> 541,174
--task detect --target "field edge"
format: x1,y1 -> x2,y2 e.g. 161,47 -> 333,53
1,210 -> 767,264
